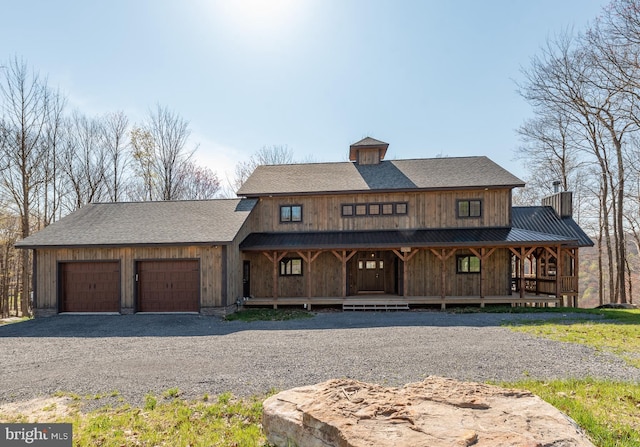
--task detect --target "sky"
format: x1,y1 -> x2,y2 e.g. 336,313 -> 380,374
1,0 -> 609,189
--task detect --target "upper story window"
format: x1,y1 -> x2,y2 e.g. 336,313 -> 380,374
280,205 -> 302,223
457,199 -> 482,218
342,202 -> 408,217
457,255 -> 481,273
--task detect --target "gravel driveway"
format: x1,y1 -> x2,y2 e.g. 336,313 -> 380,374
1,311 -> 638,407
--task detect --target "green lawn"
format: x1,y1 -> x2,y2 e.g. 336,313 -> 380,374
507,308 -> 640,368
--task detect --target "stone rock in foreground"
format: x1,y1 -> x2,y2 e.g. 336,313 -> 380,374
262,377 -> 595,447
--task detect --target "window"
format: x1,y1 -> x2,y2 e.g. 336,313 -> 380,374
457,200 -> 482,218
280,205 -> 302,223
457,255 -> 481,273
280,258 -> 303,276
341,202 -> 408,217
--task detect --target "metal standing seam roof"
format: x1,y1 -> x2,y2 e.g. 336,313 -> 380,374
15,199 -> 257,248
237,156 -> 525,197
512,206 -> 594,247
239,227 -> 578,251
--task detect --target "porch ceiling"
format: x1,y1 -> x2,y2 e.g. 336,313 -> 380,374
239,227 -> 577,251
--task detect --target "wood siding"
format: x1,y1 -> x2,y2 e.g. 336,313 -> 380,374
254,189 -> 512,232
243,248 -> 512,298
34,245 -> 223,312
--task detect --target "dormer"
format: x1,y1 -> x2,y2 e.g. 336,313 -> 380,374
349,137 -> 389,165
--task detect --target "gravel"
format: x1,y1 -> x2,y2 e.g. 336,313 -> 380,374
0,311 -> 638,408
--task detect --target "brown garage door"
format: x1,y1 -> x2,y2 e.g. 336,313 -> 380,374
60,261 -> 120,312
136,260 -> 200,312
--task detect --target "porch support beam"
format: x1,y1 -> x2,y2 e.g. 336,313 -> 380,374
509,247 -> 536,299
297,250 -> 322,301
331,250 -> 357,297
469,247 -> 496,304
392,248 -> 419,297
430,248 -> 457,307
556,245 -> 562,300
262,251 -> 288,308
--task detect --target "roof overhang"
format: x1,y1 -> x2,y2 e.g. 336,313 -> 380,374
240,228 -> 578,252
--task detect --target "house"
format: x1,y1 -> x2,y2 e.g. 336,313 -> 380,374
16,137 -> 593,316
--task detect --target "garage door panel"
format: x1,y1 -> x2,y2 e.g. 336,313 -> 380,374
137,260 -> 199,312
61,262 -> 120,313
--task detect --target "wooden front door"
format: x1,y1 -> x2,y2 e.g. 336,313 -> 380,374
357,257 -> 385,292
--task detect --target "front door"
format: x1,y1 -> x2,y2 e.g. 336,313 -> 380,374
357,257 -> 385,292
243,260 -> 251,297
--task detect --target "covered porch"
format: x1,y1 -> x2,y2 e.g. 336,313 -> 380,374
239,228 -> 583,310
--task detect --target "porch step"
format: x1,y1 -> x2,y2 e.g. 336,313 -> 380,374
343,302 -> 410,311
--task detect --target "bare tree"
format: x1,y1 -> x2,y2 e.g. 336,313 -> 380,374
146,104 -> 195,201
231,144 -> 294,192
0,57 -> 51,316
178,161 -> 221,200
101,111 -> 129,202
129,126 -> 156,201
58,111 -> 108,212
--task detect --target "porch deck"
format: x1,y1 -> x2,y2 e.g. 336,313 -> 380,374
242,294 -> 565,310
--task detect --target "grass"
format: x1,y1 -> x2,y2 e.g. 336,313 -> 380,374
1,391 -> 268,447
0,316 -> 31,325
1,381 -> 638,446
507,308 -> 640,368
504,379 -> 640,447
225,307 -> 314,322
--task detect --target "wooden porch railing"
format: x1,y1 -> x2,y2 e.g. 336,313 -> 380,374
514,276 -> 578,295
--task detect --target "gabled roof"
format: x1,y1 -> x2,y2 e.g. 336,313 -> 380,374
349,137 -> 389,161
512,206 -> 594,247
15,199 -> 257,248
350,137 -> 388,147
240,227 -> 576,251
237,156 -> 525,197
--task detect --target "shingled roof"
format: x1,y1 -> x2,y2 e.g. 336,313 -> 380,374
15,199 -> 257,248
237,156 -> 525,197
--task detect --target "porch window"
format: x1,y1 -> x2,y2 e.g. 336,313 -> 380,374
457,199 -> 482,218
280,205 -> 302,223
457,255 -> 481,273
280,257 -> 303,276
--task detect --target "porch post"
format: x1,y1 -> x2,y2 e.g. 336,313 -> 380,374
392,248 -> 420,297
429,248 -> 456,309
470,247 -> 496,305
556,245 -> 563,301
331,250 -> 357,298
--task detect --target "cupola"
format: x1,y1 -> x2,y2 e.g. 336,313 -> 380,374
349,137 -> 389,165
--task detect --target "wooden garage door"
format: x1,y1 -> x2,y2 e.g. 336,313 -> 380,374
60,261 -> 120,312
137,260 -> 200,312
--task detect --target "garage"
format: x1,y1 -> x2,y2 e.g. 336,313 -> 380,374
60,261 -> 120,312
136,260 -> 200,312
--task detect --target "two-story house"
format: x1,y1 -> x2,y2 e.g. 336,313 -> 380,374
16,138 -> 593,316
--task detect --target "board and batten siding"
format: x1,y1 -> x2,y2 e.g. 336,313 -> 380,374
253,189 -> 513,232
243,248 -> 512,298
34,245 -> 224,313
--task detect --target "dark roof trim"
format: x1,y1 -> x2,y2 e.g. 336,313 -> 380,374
240,228 -> 579,252
16,241 -> 232,250
240,184 -> 523,198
